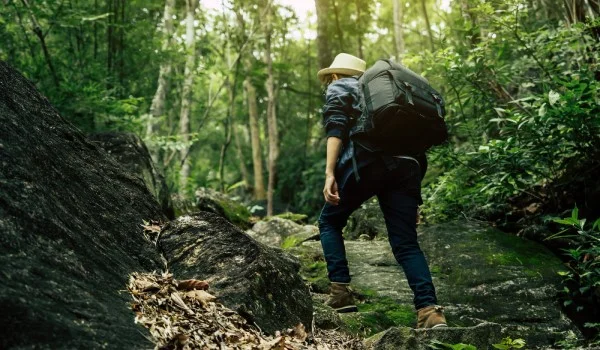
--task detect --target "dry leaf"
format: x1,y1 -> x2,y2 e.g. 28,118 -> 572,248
178,279 -> 209,291
170,292 -> 194,315
291,323 -> 307,342
133,279 -> 160,292
185,290 -> 216,304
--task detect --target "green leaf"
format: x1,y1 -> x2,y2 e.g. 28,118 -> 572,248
593,218 -> 600,231
552,218 -> 577,226
512,338 -> 526,348
81,13 -> 112,23
538,103 -> 547,117
572,206 -> 579,221
549,90 -> 560,106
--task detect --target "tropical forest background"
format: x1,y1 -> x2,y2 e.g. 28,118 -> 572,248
1,0 -> 599,344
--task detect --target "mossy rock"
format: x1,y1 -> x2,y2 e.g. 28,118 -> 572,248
312,299 -> 345,330
365,323 -> 503,350
344,199 -> 387,240
339,287 -> 415,338
272,212 -> 309,224
194,187 -> 251,229
249,217 -> 319,248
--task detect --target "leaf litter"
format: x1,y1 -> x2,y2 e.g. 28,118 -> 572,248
128,271 -> 365,350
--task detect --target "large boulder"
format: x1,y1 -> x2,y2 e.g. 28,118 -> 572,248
248,217 -> 319,247
88,132 -> 174,219
364,323 -> 502,350
158,212 -> 313,335
0,61 -> 164,348
294,221 -> 580,347
194,187 -> 252,229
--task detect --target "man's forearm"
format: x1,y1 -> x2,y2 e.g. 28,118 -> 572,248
326,137 -> 343,176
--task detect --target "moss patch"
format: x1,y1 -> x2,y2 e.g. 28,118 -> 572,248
218,199 -> 251,229
340,287 -> 415,337
281,236 -> 302,249
271,212 -> 308,224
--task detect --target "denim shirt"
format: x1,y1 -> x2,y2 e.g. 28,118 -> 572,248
321,77 -> 427,189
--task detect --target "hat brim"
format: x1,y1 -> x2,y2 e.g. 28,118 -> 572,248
317,67 -> 364,83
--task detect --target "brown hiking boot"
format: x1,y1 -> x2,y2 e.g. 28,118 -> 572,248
326,282 -> 358,313
416,305 -> 447,329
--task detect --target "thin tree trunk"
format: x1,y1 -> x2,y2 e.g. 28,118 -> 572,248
21,0 -> 60,88
244,73 -> 267,200
119,0 -> 125,88
147,0 -> 175,140
179,0 -> 197,190
332,0 -> 344,53
107,0 -> 113,79
265,7 -> 279,216
12,3 -> 37,61
393,0 -> 405,59
219,56 -> 241,193
218,78 -> 233,193
315,0 -> 332,69
233,125 -> 250,190
94,0 -> 98,59
420,0 -> 435,51
355,0 -> 363,58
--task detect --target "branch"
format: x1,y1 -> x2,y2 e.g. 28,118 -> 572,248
281,85 -> 321,99
21,0 -> 60,88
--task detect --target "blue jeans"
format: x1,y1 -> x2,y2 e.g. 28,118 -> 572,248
318,157 -> 437,310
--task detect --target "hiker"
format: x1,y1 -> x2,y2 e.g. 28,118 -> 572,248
317,53 -> 447,329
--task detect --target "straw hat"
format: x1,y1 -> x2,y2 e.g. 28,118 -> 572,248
317,53 -> 366,83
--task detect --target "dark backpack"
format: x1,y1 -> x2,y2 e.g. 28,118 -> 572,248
351,59 -> 448,155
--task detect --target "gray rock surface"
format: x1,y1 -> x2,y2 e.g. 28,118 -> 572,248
364,323 -> 502,350
295,221 -> 580,347
248,217 -> 319,247
89,132 -> 174,219
158,212 -> 313,335
0,61 -> 165,349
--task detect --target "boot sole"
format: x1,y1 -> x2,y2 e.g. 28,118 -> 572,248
335,305 -> 358,313
431,324 -> 448,329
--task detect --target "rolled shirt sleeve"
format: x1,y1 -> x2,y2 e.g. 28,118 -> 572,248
322,80 -> 354,140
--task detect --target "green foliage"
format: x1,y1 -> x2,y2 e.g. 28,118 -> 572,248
548,207 -> 600,323
429,340 -> 477,350
492,337 -> 526,350
420,14 -> 600,223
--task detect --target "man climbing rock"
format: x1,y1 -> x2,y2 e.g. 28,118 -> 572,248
316,53 -> 447,329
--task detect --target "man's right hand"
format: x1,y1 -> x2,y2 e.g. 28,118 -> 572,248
323,174 -> 340,205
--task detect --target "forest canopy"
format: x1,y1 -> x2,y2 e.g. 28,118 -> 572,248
1,0 -> 598,219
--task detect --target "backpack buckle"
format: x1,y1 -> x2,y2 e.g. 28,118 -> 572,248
431,93 -> 443,118
403,82 -> 414,106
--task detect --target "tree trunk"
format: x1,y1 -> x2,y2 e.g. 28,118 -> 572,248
218,79 -> 233,193
332,0 -> 344,53
265,7 -> 279,216
355,0 -> 364,58
21,0 -> 60,88
233,125 -> 250,190
393,0 -> 405,59
218,54 -> 241,193
315,0 -> 333,69
244,71 -> 267,200
146,0 -> 175,140
179,0 -> 197,190
420,0 -> 435,51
